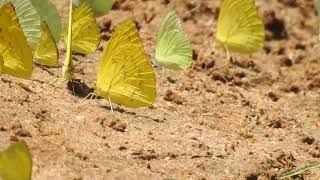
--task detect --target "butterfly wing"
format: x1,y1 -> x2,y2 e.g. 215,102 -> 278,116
0,3 -> 33,78
34,21 -> 59,67
75,0 -> 116,17
155,10 -> 192,70
28,0 -> 62,43
216,0 -> 265,53
316,0 -> 320,19
96,19 -> 156,108
64,3 -> 101,55
0,141 -> 32,180
10,0 -> 41,49
62,0 -> 74,81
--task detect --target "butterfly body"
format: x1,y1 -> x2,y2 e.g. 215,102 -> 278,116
62,0 -> 74,81
96,20 -> 156,108
62,62 -> 74,81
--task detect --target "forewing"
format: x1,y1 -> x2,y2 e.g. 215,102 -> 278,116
97,19 -> 156,108
10,0 -> 41,48
0,3 -> 33,78
64,3 -> 101,55
216,0 -> 265,53
0,141 -> 32,180
34,21 -> 59,67
155,10 -> 192,70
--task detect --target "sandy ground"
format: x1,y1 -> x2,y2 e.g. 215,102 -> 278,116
1,0 -> 320,179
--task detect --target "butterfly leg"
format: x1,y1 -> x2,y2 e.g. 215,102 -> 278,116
161,67 -> 167,96
215,44 -> 231,70
224,45 -> 231,61
49,78 -> 65,88
77,92 -> 96,107
161,66 -> 165,82
108,96 -> 114,113
204,41 -> 216,57
70,80 -> 76,95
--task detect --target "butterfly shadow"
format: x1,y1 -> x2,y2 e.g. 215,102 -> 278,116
100,105 -> 132,114
67,79 -> 94,98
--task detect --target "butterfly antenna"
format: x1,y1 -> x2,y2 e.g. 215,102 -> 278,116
108,96 -> 114,112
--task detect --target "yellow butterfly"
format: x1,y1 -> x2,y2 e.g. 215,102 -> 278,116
34,21 -> 59,67
64,2 -> 101,55
216,0 -> 265,53
0,3 -> 33,78
0,141 -> 32,180
96,19 -> 157,108
62,0 -> 74,81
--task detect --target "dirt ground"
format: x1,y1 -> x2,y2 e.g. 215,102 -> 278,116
1,0 -> 320,179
